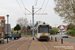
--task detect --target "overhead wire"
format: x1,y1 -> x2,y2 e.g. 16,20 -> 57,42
16,0 -> 26,16
35,0 -> 38,6
35,0 -> 49,22
20,0 -> 29,33
16,0 -> 49,23
21,0 -> 31,13
21,0 -> 32,26
41,0 -> 45,8
34,0 -> 45,22
21,0 -> 26,18
43,0 -> 49,12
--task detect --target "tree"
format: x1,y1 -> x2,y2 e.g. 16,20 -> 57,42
11,28 -> 14,33
52,27 -> 58,33
27,26 -> 31,29
14,24 -> 21,33
17,17 -> 28,32
67,23 -> 74,30
54,0 -> 75,23
17,17 -> 28,28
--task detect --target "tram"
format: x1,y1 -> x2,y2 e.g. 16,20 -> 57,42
35,23 -> 50,40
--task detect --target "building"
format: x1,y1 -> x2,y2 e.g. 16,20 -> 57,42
58,25 -> 67,31
58,25 -> 67,34
0,16 -> 5,39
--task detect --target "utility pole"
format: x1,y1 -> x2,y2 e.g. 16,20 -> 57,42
32,6 -> 34,40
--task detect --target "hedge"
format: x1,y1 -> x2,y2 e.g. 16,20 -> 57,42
67,28 -> 75,36
71,28 -> 75,36
49,30 -> 55,35
67,30 -> 71,35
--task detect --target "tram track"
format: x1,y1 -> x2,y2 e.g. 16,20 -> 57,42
17,37 -> 32,50
5,37 -> 29,50
0,37 -> 25,48
27,39 -> 32,50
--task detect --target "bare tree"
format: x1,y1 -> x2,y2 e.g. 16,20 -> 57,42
17,17 -> 28,30
54,0 -> 75,24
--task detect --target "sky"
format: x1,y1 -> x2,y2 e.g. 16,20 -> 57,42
0,0 -> 67,28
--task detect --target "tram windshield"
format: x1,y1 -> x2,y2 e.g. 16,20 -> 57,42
38,25 -> 49,33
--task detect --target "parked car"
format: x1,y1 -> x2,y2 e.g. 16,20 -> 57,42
12,34 -> 19,39
9,34 -> 12,39
62,32 -> 68,38
4,34 -> 12,39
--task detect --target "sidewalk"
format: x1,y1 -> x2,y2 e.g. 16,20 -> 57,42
53,38 -> 75,50
68,35 -> 75,38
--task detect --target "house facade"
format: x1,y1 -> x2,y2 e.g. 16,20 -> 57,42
0,16 -> 5,39
58,25 -> 67,34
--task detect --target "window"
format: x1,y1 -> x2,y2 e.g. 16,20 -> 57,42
0,20 -> 1,26
2,32 -> 4,37
38,25 -> 49,33
39,27 -> 48,33
2,23 -> 4,27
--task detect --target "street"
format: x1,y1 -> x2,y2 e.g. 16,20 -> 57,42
53,34 -> 75,43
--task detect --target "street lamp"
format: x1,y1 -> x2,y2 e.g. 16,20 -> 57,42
6,14 -> 9,43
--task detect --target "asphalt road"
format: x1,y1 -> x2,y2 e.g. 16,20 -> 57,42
53,34 -> 75,44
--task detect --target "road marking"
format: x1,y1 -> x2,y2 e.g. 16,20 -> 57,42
42,43 -> 48,50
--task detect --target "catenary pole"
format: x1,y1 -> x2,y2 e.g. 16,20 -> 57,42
20,5 -> 47,40
32,6 -> 34,40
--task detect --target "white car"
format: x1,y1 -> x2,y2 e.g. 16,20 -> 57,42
62,33 -> 68,38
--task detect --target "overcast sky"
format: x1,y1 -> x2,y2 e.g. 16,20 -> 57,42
0,0 -> 67,28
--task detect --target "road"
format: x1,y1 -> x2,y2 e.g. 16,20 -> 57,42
53,34 -> 75,43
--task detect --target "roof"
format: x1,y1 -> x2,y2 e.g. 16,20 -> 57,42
59,25 -> 67,29
0,16 -> 5,19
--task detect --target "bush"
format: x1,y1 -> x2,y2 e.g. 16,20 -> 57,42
71,30 -> 75,36
72,28 -> 75,30
70,28 -> 75,36
17,33 -> 21,37
67,30 -> 71,35
49,30 -> 55,35
67,28 -> 75,37
52,27 -> 58,33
